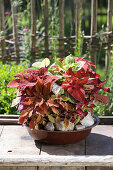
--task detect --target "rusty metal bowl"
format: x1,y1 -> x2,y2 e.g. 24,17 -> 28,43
26,114 -> 99,145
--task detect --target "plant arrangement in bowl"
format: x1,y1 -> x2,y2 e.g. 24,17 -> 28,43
8,55 -> 110,144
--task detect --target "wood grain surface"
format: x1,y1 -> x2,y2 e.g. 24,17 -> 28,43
0,125 -> 113,169
0,125 -> 41,155
0,167 -> 37,170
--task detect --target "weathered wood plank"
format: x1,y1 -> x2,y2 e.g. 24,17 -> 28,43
0,115 -> 19,119
105,0 -> 113,77
44,0 -> 49,57
86,125 -> 113,155
90,0 -> 98,68
0,119 -> 19,125
86,166 -> 109,170
0,167 -> 37,170
0,0 -> 6,63
0,126 -> 41,155
59,0 -> 64,57
39,167 -> 84,170
40,140 -> 85,156
99,116 -> 113,125
10,0 -> 20,64
0,155 -> 113,166
31,0 -> 36,63
76,0 -> 82,39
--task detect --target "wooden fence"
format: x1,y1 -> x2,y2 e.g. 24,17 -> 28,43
0,0 -> 113,70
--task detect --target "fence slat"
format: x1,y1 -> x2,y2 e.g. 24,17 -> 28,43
11,0 -> 20,64
76,0 -> 82,40
105,0 -> 113,77
0,0 -> 6,63
31,0 -> 36,63
59,0 -> 64,57
44,0 -> 49,57
90,0 -> 98,68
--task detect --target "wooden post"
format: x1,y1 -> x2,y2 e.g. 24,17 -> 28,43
0,0 -> 6,63
90,0 -> 98,69
59,0 -> 64,57
31,0 -> 36,63
11,0 -> 20,64
44,0 -> 49,57
76,0 -> 82,40
105,0 -> 113,77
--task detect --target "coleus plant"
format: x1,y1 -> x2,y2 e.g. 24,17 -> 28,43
8,55 -> 110,130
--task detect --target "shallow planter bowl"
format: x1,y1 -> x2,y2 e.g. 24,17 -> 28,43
26,114 -> 99,145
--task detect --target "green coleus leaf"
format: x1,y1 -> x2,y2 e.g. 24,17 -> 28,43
48,115 -> 55,123
62,54 -> 75,65
74,115 -> 81,125
72,61 -> 85,71
55,59 -> 63,69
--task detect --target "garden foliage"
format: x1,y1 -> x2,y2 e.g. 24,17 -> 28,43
0,62 -> 28,115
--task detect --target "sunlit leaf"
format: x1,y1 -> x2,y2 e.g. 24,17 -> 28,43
48,115 -> 55,123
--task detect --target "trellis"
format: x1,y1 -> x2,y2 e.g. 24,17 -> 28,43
0,0 -> 113,71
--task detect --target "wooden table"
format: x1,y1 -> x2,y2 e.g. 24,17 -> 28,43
0,125 -> 113,170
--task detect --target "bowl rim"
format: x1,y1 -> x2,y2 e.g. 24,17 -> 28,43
26,114 -> 100,133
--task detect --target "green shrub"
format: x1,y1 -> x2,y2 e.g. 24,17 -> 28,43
0,62 -> 28,115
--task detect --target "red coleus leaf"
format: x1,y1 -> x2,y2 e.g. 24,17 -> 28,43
35,77 -> 43,94
29,119 -> 35,129
102,87 -> 110,93
94,93 -> 109,104
51,107 -> 59,114
48,99 -> 59,107
35,98 -> 44,107
19,115 -> 28,124
8,79 -> 20,87
21,97 -> 35,105
68,86 -> 85,102
43,82 -> 52,97
43,74 -> 59,85
36,103 -> 49,115
76,77 -> 89,85
62,82 -> 71,90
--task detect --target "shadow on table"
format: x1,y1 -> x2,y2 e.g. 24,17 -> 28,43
34,133 -> 113,156
86,133 -> 113,155
35,139 -> 86,155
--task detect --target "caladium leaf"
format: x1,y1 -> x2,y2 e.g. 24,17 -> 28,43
32,62 -> 42,68
11,97 -> 21,107
32,58 -> 50,68
41,58 -> 50,67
